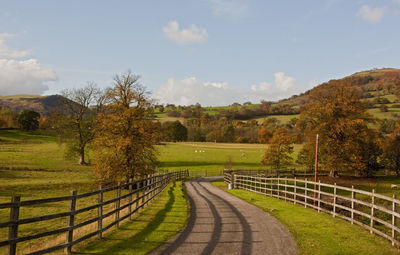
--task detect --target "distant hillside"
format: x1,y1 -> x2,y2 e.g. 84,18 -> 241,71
2,68 -> 400,120
281,68 -> 400,106
0,94 -> 66,116
153,68 -> 400,123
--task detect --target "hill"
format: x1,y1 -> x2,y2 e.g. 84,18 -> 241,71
2,68 -> 399,121
153,68 -> 400,123
281,68 -> 400,107
0,94 -> 66,116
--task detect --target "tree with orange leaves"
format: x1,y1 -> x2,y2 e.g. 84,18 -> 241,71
299,80 -> 381,177
92,71 -> 158,181
261,127 -> 293,174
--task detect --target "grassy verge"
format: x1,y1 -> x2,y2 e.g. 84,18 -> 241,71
76,181 -> 189,255
212,179 -> 400,255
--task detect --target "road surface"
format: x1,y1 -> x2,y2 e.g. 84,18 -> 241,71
151,177 -> 297,255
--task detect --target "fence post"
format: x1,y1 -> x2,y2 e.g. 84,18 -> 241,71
277,177 -> 280,199
294,177 -> 297,204
233,174 -> 237,189
116,182 -> 121,228
370,189 -> 375,234
284,178 -> 287,202
317,180 -> 321,212
141,178 -> 146,207
351,185 -> 355,224
270,178 -> 273,196
135,182 -> 140,212
392,194 -> 397,246
333,183 -> 337,218
65,190 -> 77,254
98,185 -> 103,238
128,178 -> 133,220
8,195 -> 20,255
304,179 -> 308,208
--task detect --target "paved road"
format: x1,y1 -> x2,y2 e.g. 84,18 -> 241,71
151,177 -> 297,255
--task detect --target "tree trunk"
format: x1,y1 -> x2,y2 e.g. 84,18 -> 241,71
78,148 -> 86,165
329,170 -> 338,177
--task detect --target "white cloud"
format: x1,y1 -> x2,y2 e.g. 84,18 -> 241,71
0,59 -> 57,95
249,72 -> 298,99
208,0 -> 248,18
357,5 -> 385,24
163,21 -> 208,45
154,72 -> 301,106
0,33 -> 30,59
0,34 -> 57,95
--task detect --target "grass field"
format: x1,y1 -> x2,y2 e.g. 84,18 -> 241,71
157,142 -> 304,176
0,130 -> 273,253
2,129 -> 400,253
77,181 -> 188,255
212,179 -> 400,255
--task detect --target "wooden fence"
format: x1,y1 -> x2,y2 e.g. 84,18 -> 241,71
222,169 -> 319,184
0,170 -> 188,255
224,173 -> 400,247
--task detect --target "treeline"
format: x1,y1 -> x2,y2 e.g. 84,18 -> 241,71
0,107 -> 42,131
160,116 -> 299,144
263,80 -> 400,177
161,100 -> 299,120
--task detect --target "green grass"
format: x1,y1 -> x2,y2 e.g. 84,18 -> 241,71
0,130 -> 97,253
157,142 -> 302,176
212,179 -> 400,255
77,181 -> 188,255
253,114 -> 300,124
367,107 -> 400,119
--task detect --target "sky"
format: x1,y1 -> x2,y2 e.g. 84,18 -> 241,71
0,0 -> 399,106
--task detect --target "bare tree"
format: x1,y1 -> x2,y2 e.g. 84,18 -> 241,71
58,82 -> 105,165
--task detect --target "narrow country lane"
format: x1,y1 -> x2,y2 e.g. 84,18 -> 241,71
151,177 -> 297,255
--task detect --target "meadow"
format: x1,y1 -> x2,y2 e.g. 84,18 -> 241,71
2,129 -> 400,253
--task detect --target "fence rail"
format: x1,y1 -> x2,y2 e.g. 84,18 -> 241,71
224,172 -> 400,247
223,169 -> 320,184
0,170 -> 188,255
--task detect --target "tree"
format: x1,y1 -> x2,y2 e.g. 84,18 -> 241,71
58,83 -> 104,165
261,127 -> 293,174
0,107 -> 17,128
17,110 -> 40,131
258,128 -> 271,143
299,81 -> 380,176
92,71 -> 158,181
162,121 -> 188,142
382,125 -> 400,176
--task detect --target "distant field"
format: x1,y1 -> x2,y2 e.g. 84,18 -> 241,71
253,114 -> 300,124
157,142 -> 303,176
367,107 -> 400,119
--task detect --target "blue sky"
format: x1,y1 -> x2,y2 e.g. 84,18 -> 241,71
0,0 -> 399,106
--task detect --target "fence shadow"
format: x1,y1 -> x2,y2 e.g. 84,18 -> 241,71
74,182 -> 177,254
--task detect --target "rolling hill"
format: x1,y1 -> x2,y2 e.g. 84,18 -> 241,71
0,94 -> 66,117
1,68 -> 399,121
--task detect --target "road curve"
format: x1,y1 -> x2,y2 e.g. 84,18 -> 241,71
151,177 -> 297,255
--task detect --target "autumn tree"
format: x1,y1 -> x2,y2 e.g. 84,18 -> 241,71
258,128 -> 271,143
17,110 -> 40,131
299,81 -> 381,177
382,125 -> 400,176
57,83 -> 104,165
261,127 -> 293,174
92,71 -> 158,181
